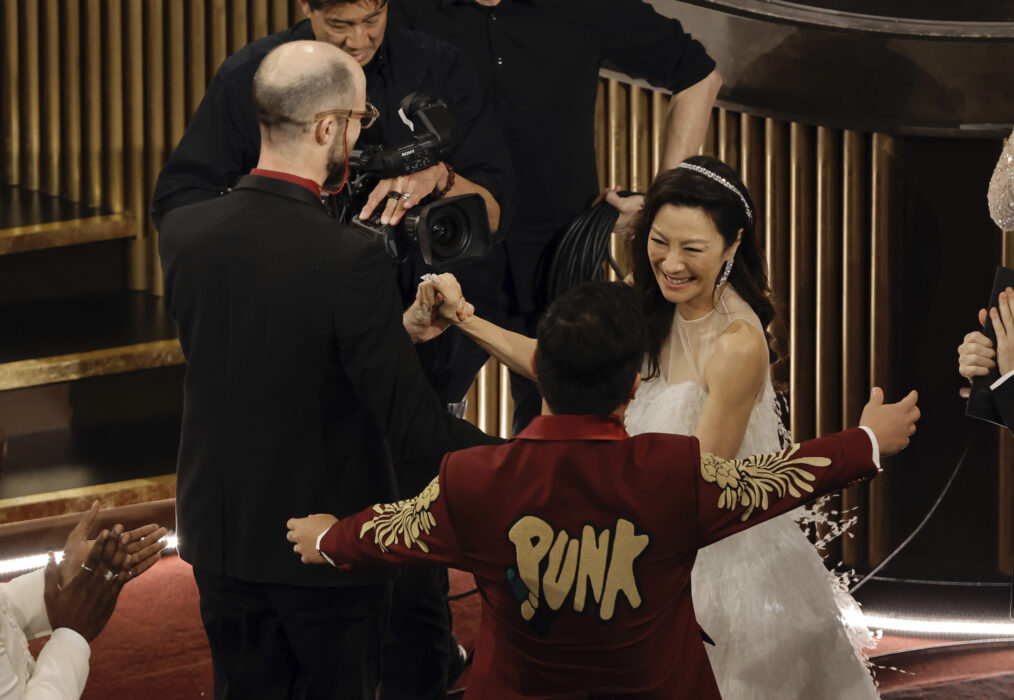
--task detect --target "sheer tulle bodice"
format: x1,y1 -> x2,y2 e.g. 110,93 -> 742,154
625,286 -> 878,700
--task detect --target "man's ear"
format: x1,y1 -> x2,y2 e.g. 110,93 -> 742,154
529,350 -> 538,378
314,117 -> 333,146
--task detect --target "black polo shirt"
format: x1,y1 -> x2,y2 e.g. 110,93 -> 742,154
151,20 -> 514,234
389,0 -> 716,311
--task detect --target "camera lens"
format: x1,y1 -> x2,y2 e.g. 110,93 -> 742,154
428,209 -> 468,258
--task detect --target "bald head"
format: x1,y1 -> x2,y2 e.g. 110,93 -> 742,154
253,40 -> 365,144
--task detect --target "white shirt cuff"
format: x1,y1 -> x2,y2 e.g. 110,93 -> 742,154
991,370 -> 1014,390
858,425 -> 882,471
315,529 -> 336,567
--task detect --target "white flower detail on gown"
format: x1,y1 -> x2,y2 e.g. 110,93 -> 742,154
624,286 -> 878,700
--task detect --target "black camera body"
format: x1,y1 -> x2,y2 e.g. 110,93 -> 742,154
351,194 -> 490,272
347,92 -> 491,272
349,93 -> 455,178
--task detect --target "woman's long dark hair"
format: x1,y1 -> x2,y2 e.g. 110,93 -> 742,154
628,155 -> 778,378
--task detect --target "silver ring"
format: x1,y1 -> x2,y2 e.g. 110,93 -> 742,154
103,570 -> 116,582
81,563 -> 94,572
401,192 -> 413,199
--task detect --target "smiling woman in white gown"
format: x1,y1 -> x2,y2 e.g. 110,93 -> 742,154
620,158 -> 876,700
415,156 -> 879,699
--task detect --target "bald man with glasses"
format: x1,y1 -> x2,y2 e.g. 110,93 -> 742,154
158,41 -> 501,700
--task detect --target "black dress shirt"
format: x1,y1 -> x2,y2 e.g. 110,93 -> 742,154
389,0 -> 716,311
151,20 -> 514,234
159,174 -> 502,587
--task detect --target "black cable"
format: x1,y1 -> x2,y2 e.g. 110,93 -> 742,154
849,441 -> 972,595
446,587 -> 479,602
546,192 -> 638,301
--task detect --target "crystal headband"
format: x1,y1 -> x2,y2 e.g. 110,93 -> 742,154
676,162 -> 754,224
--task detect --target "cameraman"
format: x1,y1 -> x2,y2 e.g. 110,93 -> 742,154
153,0 -> 514,406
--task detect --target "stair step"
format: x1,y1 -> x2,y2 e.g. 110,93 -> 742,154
0,185 -> 136,256
0,290 -> 183,390
0,415 -> 180,512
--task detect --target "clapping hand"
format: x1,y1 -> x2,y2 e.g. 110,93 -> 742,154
60,501 -> 168,586
45,531 -> 126,642
957,289 -> 1014,397
119,523 -> 170,580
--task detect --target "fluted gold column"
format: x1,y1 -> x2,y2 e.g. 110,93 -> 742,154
168,2 -> 187,149
187,0 -> 208,116
61,0 -> 83,201
841,130 -> 870,565
477,359 -> 500,437
595,80 -> 607,191
499,365 -> 514,439
210,0 -> 229,71
764,120 -> 790,386
717,109 -> 739,173
789,124 -> 816,441
146,0 -> 167,293
126,0 -> 149,290
21,0 -> 41,191
868,132 -> 897,564
251,0 -> 270,40
1,1 -> 20,185
230,0 -> 249,54
270,0 -> 291,33
83,0 -> 102,208
41,0 -> 61,196
651,92 -> 667,175
815,127 -> 842,439
105,0 -> 125,213
607,81 -> 629,189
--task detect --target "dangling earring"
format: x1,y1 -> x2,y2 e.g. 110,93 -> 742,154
718,258 -> 734,287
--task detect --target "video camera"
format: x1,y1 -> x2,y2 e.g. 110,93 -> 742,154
349,93 -> 491,272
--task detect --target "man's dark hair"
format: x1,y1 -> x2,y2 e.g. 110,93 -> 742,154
252,45 -> 356,140
535,281 -> 648,416
306,0 -> 387,10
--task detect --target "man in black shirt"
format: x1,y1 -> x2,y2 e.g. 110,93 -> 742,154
390,0 -> 721,432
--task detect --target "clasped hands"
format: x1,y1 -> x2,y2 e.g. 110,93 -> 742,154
957,287 -> 1014,394
402,272 -> 474,344
45,500 -> 169,641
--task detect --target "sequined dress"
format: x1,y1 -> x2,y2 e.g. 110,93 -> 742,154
988,129 -> 1014,231
624,286 -> 879,700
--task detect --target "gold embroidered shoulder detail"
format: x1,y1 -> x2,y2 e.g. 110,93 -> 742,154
701,444 -> 832,522
359,476 -> 440,553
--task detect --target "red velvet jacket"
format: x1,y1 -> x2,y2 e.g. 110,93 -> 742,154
319,415 -> 878,699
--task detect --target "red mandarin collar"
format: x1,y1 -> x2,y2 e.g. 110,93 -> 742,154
250,169 -> 321,198
515,414 -> 630,442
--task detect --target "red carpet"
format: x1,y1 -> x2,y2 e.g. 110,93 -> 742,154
26,555 -> 1014,698
26,556 -> 482,699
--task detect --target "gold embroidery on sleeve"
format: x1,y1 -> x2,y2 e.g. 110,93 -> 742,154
700,444 -> 832,521
359,476 -> 440,553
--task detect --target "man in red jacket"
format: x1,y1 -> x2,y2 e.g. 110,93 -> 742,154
288,281 -> 919,699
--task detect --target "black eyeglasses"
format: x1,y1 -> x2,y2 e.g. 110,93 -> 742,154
313,102 -> 379,129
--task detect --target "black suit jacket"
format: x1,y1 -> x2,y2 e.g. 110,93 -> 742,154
991,378 -> 1014,434
159,174 -> 501,587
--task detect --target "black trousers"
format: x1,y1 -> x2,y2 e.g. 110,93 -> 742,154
380,566 -> 454,700
194,568 -> 391,700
